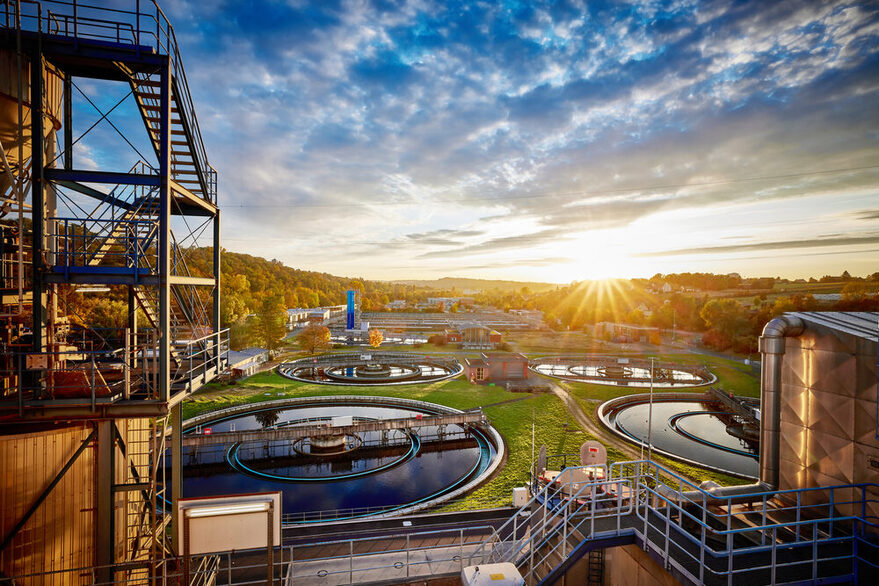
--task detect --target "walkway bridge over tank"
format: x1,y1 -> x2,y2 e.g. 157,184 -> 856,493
182,411 -> 487,447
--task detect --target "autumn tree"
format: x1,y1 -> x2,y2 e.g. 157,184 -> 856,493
221,273 -> 251,326
298,323 -> 331,354
88,299 -> 128,329
368,329 -> 384,348
252,296 -> 287,350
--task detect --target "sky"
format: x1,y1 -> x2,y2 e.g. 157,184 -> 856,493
77,0 -> 879,283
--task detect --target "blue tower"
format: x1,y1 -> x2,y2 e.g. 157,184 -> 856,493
347,290 -> 356,329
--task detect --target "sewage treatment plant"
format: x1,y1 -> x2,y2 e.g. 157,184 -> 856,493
0,2 -> 877,585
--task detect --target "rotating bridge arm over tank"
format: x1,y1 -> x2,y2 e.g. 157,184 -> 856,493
182,411 -> 488,447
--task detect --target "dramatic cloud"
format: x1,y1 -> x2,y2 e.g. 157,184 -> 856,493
638,234 -> 879,257
74,0 -> 879,280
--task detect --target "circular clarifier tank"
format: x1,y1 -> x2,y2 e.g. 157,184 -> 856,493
531,356 -> 716,388
598,395 -> 758,478
173,397 -> 502,523
278,352 -> 462,385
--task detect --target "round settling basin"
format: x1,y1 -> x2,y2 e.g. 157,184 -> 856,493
279,353 -> 462,386
599,397 -> 758,478
174,397 -> 500,522
531,357 -> 715,388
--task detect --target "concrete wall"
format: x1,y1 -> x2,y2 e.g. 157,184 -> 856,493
603,544 -> 680,586
777,316 -> 879,518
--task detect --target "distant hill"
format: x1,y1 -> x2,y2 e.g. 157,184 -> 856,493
389,277 -> 559,294
185,249 -> 448,317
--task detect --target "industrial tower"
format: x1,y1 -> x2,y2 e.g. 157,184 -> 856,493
0,1 -> 223,582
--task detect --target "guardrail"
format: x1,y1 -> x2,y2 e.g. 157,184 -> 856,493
474,459 -> 879,585
51,216 -> 158,276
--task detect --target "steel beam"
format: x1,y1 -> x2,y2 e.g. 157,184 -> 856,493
171,402 -> 183,553
43,273 -> 214,287
170,179 -> 217,215
45,168 -> 160,186
53,179 -> 134,210
183,412 -> 488,447
95,421 -> 115,584
30,46 -> 45,355
0,401 -> 170,420
213,210 -> 221,357
63,72 -> 72,170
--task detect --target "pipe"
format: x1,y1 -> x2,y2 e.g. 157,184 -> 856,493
758,314 -> 804,489
679,314 -> 804,502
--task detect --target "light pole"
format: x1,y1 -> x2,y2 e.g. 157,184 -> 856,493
647,357 -> 655,462
672,309 -> 676,342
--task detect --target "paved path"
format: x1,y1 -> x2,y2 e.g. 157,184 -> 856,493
547,381 -> 707,485
546,382 -> 643,462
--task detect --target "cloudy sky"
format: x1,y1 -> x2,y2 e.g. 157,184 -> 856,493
81,0 -> 879,282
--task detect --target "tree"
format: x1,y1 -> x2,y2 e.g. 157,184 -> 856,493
298,323 -> 331,354
699,299 -> 751,350
88,299 -> 128,329
221,273 -> 251,326
252,296 -> 287,350
255,409 -> 280,428
368,329 -> 383,348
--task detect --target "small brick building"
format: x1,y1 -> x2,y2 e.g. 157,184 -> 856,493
464,352 -> 529,383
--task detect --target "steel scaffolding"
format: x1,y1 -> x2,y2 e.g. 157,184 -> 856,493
0,1 -> 223,581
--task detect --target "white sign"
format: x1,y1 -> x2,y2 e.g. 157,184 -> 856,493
178,492 -> 281,555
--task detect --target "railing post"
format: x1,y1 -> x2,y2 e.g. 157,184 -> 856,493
829,488 -> 835,536
460,529 -> 464,571
405,533 -> 410,579
796,491 -> 801,542
124,328 -> 130,399
771,527 -> 777,585
563,488 -> 568,559
727,532 -> 734,586
699,522 -> 706,584
90,352 -> 96,411
762,495 -> 768,545
349,539 -> 354,583
664,496 -> 670,565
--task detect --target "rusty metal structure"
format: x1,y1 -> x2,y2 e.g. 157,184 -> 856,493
0,1 -> 224,582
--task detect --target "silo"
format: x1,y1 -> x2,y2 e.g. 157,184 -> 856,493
760,312 -> 878,518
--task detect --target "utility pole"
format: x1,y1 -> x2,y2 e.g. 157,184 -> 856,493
647,357 -> 655,462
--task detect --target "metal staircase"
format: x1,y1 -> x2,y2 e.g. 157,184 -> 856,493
126,68 -> 216,203
471,461 -> 879,585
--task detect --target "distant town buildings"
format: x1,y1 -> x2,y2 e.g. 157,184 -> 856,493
227,347 -> 271,378
594,322 -> 661,344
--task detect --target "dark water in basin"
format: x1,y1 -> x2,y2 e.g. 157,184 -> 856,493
613,401 -> 758,477
171,403 -> 494,519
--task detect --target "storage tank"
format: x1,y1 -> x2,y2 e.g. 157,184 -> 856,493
762,312 -> 878,518
0,49 -> 64,196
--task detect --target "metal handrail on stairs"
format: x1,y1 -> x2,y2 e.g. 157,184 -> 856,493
474,459 -> 879,585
